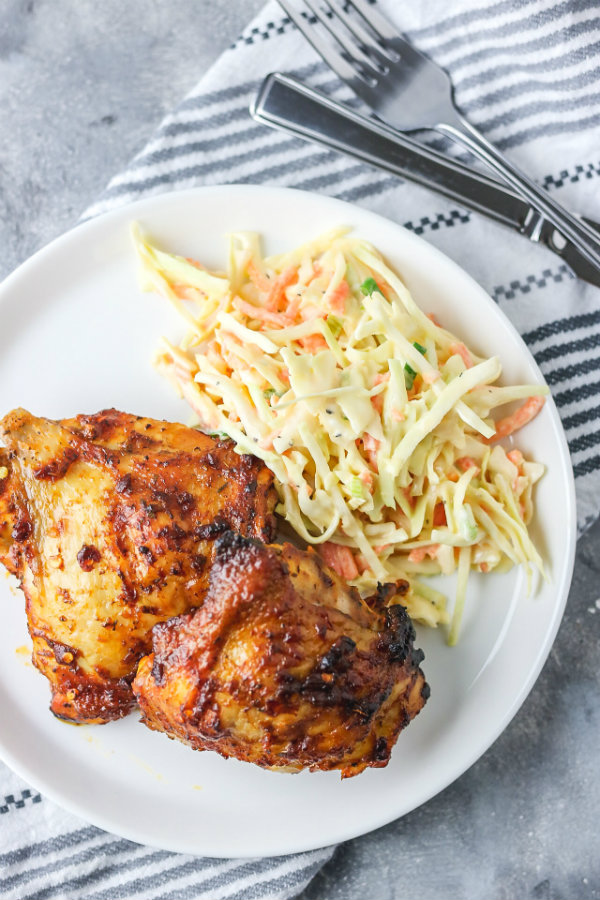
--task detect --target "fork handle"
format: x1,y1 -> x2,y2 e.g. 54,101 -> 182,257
439,115 -> 600,276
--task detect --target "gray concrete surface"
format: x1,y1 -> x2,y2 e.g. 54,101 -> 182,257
1,2 -> 599,898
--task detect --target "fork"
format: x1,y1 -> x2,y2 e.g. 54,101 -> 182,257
277,0 -> 600,278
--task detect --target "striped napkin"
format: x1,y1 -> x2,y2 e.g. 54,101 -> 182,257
2,1 -> 599,898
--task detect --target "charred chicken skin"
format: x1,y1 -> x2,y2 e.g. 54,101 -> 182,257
0,408 -> 276,724
133,531 -> 428,777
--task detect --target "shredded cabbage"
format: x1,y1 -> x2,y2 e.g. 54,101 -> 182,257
133,224 -> 548,642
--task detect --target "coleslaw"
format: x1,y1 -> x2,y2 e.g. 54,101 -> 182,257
133,224 -> 548,643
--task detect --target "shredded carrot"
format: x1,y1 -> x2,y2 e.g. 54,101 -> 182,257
299,334 -> 328,353
206,346 -> 228,374
320,542 -> 359,580
449,342 -> 473,368
373,274 -> 390,298
422,371 -> 441,385
217,337 -> 243,374
371,370 -> 390,414
408,544 -> 440,563
184,257 -> 204,269
488,395 -> 545,443
232,297 -> 293,328
480,562 -> 489,573
298,305 -> 326,322
507,449 -> 524,466
427,312 -> 441,326
265,265 -> 298,312
361,434 -> 380,470
359,471 -> 374,489
371,395 -> 384,414
173,285 -> 205,302
306,263 -> 323,284
507,449 -> 524,489
373,543 -> 389,554
173,365 -> 193,383
433,502 -> 447,527
327,279 -> 350,314
391,408 -> 406,422
258,428 -> 282,451
285,295 -> 302,320
456,457 -> 480,475
247,259 -> 271,293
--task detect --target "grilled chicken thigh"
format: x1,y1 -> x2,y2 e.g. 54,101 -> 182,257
133,531 -> 428,777
0,408 -> 276,723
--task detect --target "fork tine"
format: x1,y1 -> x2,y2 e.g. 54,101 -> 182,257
277,0 -> 362,84
346,0 -> 403,43
303,0 -> 382,78
321,0 -> 399,64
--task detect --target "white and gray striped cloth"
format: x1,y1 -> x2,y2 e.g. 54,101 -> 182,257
2,1 -> 599,898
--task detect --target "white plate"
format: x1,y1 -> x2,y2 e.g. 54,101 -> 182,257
0,185 -> 576,858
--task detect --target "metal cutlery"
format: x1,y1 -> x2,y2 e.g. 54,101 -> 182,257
276,0 -> 600,281
250,73 -> 600,289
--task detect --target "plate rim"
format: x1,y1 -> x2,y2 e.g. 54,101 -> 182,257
0,183 -> 577,857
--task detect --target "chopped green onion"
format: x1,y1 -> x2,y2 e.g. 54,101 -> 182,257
413,341 -> 427,355
360,277 -> 383,296
326,314 -> 344,337
404,363 -> 417,390
350,476 -> 364,498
